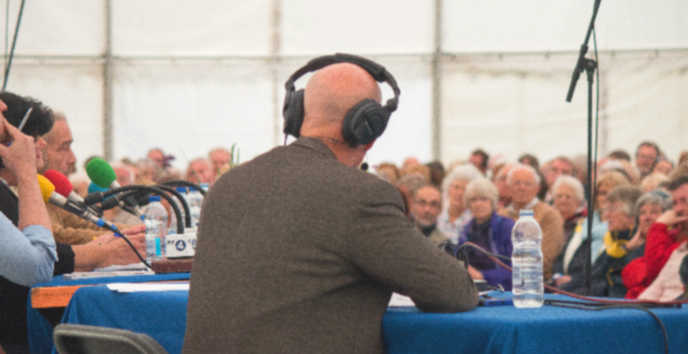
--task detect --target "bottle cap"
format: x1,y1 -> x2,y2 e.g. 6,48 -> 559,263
148,195 -> 161,202
519,209 -> 534,217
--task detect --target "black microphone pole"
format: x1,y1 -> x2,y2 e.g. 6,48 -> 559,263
161,180 -> 207,197
87,185 -> 185,235
156,184 -> 193,229
565,0 -> 602,296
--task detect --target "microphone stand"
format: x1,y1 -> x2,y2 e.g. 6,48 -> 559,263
156,185 -> 193,229
565,0 -> 602,296
86,185 -> 185,235
161,180 -> 207,197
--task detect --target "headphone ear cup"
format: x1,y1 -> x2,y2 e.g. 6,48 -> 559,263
282,89 -> 305,138
341,99 -> 390,147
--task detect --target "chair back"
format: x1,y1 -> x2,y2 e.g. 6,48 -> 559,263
53,323 -> 168,354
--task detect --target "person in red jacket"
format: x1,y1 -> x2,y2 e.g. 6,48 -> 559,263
622,175 -> 688,298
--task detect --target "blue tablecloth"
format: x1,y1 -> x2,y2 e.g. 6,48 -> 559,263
29,283 -> 688,354
27,273 -> 189,354
383,299 -> 688,354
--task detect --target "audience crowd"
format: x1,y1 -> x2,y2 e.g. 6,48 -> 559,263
372,142 -> 688,300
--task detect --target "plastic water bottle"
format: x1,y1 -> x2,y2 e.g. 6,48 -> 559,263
186,187 -> 204,228
142,195 -> 168,263
511,209 -> 544,308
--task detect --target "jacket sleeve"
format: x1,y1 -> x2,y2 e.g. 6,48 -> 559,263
480,217 -> 513,290
538,205 -> 565,280
49,205 -> 105,245
643,223 -> 679,287
347,182 -> 478,313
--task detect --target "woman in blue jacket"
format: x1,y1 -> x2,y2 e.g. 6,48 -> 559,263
455,177 -> 514,290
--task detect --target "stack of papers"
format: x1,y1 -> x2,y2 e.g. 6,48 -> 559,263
106,282 -> 189,293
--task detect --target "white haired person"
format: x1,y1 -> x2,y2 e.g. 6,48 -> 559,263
500,163 -> 565,280
452,177 -> 514,290
437,164 -> 481,243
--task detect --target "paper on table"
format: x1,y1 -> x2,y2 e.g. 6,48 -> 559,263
106,282 -> 189,293
63,269 -> 154,280
388,293 -> 416,307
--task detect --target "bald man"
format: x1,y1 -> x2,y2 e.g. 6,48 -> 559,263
184,56 -> 477,354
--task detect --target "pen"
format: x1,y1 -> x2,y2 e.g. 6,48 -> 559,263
16,106 -> 33,132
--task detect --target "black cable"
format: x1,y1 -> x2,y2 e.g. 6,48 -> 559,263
545,300 -> 669,354
90,185 -> 185,234
110,225 -> 152,270
2,0 -> 26,91
161,180 -> 207,197
155,184 -> 192,228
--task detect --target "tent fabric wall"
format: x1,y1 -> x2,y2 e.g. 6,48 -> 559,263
0,0 -> 686,171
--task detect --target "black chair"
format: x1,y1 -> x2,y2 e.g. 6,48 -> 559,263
53,324 -> 168,354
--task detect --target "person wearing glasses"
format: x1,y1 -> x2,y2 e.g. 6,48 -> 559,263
410,183 -> 450,248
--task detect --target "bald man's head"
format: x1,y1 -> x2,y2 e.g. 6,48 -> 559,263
300,63 -> 381,137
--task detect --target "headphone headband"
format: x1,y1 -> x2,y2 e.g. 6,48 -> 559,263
284,53 -> 400,114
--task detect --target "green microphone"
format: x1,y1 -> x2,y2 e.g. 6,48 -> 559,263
86,157 -> 119,189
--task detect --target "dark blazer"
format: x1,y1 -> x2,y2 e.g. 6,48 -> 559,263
184,137 -> 478,354
0,181 -> 75,349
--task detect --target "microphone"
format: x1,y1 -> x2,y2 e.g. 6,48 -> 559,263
43,169 -> 99,214
86,157 -> 120,189
37,174 -> 122,235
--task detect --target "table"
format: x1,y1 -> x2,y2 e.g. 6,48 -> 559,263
27,273 -> 189,354
28,285 -> 688,354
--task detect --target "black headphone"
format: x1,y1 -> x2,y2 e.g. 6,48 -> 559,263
282,53 -> 401,147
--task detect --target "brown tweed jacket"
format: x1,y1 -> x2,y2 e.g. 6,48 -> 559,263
501,201 -> 565,280
184,138 -> 478,354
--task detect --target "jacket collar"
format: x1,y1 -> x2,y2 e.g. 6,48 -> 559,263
292,136 -> 338,160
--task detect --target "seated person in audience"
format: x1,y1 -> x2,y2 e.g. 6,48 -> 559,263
589,186 -> 643,297
623,175 -> 688,298
0,101 -> 56,287
425,160 -> 445,187
0,92 -> 146,353
374,162 -> 400,184
552,175 -> 587,241
492,162 -> 514,210
208,146 -> 232,181
637,243 -> 688,302
395,172 -> 427,213
635,141 -> 662,179
185,157 -> 213,185
517,153 -> 539,169
541,156 -> 577,204
586,171 -> 631,263
454,177 -> 514,290
437,164 -> 481,242
400,162 -> 431,182
469,148 -> 489,176
653,158 -> 673,176
500,164 -> 564,280
641,172 -> 669,193
550,176 -> 587,288
410,184 -> 450,248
